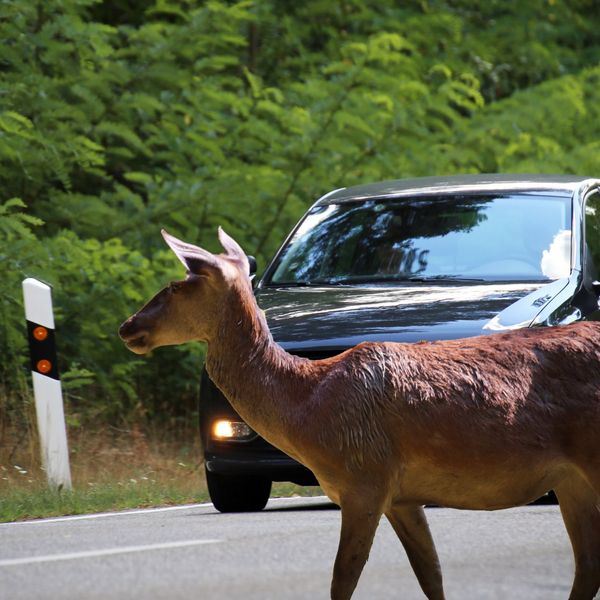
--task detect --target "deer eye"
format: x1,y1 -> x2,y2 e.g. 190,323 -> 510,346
168,281 -> 185,293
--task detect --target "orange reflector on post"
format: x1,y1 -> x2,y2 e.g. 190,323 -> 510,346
37,359 -> 52,374
26,320 -> 58,380
33,326 -> 49,341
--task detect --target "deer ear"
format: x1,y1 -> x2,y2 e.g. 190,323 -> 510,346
218,227 -> 246,259
161,229 -> 220,274
218,227 -> 250,274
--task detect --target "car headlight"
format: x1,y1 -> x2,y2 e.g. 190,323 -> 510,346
211,419 -> 254,441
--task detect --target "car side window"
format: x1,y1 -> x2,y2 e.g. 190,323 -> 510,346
584,191 -> 600,285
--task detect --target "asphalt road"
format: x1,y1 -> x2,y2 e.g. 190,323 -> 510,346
0,496 -> 585,600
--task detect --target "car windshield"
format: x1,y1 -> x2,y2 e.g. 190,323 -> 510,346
266,193 -> 572,285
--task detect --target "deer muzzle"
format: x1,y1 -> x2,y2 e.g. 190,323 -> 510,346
118,317 -> 151,354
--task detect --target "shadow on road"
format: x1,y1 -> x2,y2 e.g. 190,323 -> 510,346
265,500 -> 339,512
188,491 -> 557,518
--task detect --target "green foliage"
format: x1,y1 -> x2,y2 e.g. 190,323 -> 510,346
1,0 -> 600,427
0,199 -> 45,434
0,201 -> 200,425
420,65 -> 600,176
0,478 -> 209,523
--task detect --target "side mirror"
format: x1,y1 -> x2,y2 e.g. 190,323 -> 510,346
248,255 -> 258,280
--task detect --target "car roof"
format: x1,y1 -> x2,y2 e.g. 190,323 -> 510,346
317,174 -> 600,205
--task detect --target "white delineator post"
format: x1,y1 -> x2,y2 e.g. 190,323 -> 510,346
22,278 -> 72,491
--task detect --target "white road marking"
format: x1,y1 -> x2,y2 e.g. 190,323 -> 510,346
0,539 -> 222,567
1,496 -> 331,527
0,502 -> 214,526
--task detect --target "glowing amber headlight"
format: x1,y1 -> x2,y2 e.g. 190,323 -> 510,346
212,419 -> 253,441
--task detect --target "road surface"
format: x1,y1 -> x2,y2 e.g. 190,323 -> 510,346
0,497 -> 582,599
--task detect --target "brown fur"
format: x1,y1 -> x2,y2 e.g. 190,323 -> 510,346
119,229 -> 600,600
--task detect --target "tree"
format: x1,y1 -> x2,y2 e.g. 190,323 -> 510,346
1,0 -> 599,425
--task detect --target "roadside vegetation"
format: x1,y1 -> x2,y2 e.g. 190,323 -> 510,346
1,0 -> 600,518
0,425 -> 322,522
0,425 -> 205,521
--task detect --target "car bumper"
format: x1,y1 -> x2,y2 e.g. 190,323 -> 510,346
204,443 -> 318,485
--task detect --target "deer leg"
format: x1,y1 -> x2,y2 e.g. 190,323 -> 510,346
385,504 -> 445,600
330,496 -> 383,600
554,472 -> 600,600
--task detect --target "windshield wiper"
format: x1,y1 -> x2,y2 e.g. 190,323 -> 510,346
267,275 -> 487,287
406,275 -> 486,283
267,280 -> 351,287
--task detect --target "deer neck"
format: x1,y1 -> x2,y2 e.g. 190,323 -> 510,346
204,281 -> 312,450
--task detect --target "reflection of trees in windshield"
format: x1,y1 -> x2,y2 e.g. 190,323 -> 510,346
271,196 -> 489,283
354,199 -> 488,278
269,193 -> 571,284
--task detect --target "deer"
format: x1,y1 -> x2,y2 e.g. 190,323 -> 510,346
118,228 -> 600,600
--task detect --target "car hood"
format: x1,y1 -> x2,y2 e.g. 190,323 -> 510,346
255,280 -> 567,352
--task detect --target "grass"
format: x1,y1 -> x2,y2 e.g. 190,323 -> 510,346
0,482 -> 206,523
0,423 -> 322,523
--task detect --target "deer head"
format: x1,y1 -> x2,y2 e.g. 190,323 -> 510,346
118,228 -> 250,354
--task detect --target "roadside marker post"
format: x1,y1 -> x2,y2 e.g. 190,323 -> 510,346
22,278 -> 72,491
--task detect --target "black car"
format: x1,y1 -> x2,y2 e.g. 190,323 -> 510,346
200,173 -> 600,512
